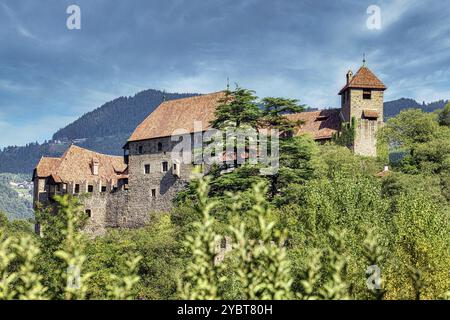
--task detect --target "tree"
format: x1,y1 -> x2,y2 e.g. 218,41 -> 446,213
378,109 -> 450,175
378,109 -> 439,147
211,86 -> 262,130
438,102 -> 450,127
261,97 -> 305,135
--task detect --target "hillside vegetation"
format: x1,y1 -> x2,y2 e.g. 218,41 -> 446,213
0,173 -> 33,220
1,90 -> 448,300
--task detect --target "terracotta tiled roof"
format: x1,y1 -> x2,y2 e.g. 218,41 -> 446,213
339,66 -> 387,94
34,145 -> 127,183
128,92 -> 227,142
286,109 -> 341,140
35,157 -> 61,177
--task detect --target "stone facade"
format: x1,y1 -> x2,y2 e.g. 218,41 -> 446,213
342,88 -> 384,157
124,135 -> 194,228
33,171 -> 129,237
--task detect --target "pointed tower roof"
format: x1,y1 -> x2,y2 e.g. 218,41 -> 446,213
339,65 -> 387,95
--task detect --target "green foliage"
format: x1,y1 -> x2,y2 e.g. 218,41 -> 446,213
261,97 -> 305,134
438,101 -> 450,126
333,117 -> 356,147
0,233 -> 47,300
107,256 -> 142,300
385,191 -> 449,299
379,109 -> 440,146
179,171 -> 293,300
230,183 -> 292,300
379,108 -> 450,176
53,195 -> 92,300
211,86 -> 262,129
178,170 -> 224,299
84,214 -> 181,299
363,229 -> 385,300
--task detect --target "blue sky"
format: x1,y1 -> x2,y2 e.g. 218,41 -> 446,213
0,0 -> 449,147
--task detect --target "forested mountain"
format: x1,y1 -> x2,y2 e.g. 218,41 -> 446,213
0,90 -> 198,174
384,98 -> 448,119
53,89 -> 198,140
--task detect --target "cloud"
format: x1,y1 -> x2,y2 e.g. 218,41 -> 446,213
0,0 -> 449,148
0,2 -> 37,40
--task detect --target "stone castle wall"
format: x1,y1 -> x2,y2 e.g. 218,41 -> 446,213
125,135 -> 195,228
348,89 -> 384,157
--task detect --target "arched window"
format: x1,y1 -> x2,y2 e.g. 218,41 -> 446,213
157,142 -> 163,152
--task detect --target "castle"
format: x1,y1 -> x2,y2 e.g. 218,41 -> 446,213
33,63 -> 386,235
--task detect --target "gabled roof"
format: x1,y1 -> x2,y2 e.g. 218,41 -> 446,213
339,66 -> 387,95
128,92 -> 226,142
286,109 -> 341,140
34,145 -> 127,183
35,157 -> 61,177
128,91 -> 342,143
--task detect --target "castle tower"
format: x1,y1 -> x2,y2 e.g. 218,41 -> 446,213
338,61 -> 387,157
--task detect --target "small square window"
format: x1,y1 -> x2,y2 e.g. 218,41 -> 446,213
85,209 -> 92,218
138,146 -> 143,154
144,164 -> 151,174
363,90 -> 372,100
74,184 -> 80,194
162,161 -> 168,172
151,189 -> 156,197
88,185 -> 94,193
101,186 -> 107,192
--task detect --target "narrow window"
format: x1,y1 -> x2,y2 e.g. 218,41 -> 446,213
138,145 -> 143,154
88,185 -> 94,193
85,209 -> 92,218
74,184 -> 80,194
101,186 -> 107,192
173,163 -> 177,171
162,161 -> 168,172
144,164 -> 151,174
363,89 -> 372,100
151,189 -> 156,198
158,142 -> 163,151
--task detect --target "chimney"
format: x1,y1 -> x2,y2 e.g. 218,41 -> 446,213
92,158 -> 99,175
346,70 -> 353,84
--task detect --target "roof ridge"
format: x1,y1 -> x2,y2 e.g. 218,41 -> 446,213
160,91 -> 225,105
63,144 -> 122,159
